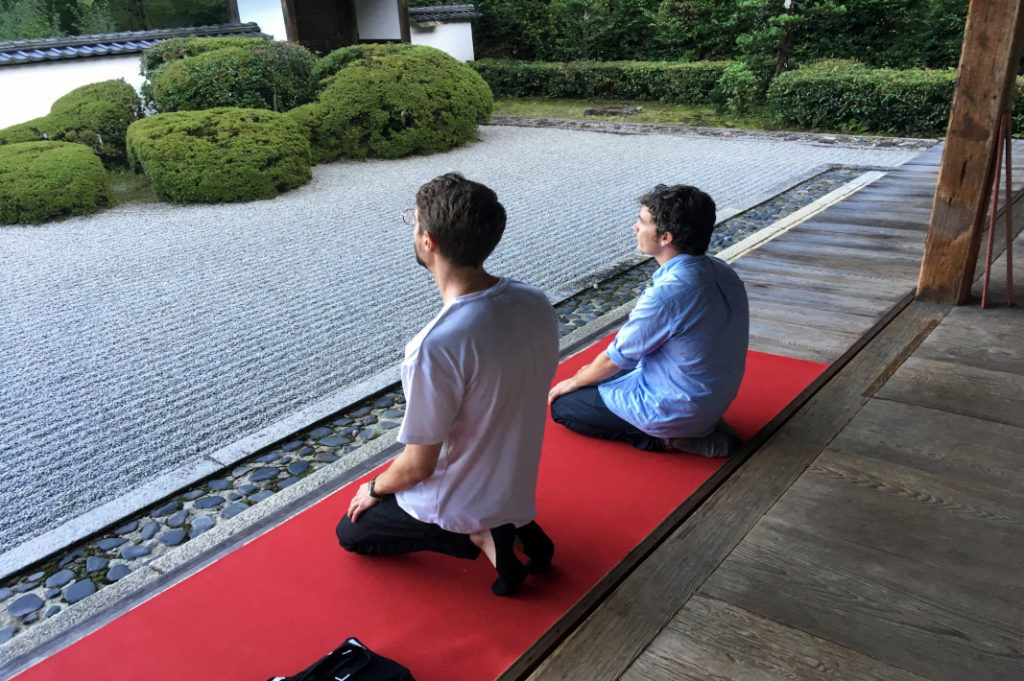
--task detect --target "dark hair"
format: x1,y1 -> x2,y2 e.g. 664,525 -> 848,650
639,184 -> 716,255
416,172 -> 506,268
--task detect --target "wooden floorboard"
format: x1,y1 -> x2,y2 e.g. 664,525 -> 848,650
619,596 -> 932,681
521,301 -> 947,681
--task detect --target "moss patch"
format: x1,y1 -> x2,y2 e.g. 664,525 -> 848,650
0,142 -> 113,225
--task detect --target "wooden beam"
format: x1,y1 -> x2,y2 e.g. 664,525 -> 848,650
280,0 -> 299,43
398,0 -> 411,43
916,0 -> 1024,304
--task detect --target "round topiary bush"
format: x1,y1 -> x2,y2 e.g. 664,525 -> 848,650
147,40 -> 317,113
0,142 -> 113,225
0,80 -> 142,168
126,108 -> 312,204
290,43 -> 493,163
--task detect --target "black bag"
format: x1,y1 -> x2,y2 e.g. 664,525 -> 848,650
268,637 -> 416,681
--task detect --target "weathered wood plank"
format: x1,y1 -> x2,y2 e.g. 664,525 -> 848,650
918,2 -> 1024,303
749,298 -> 880,332
748,317 -> 861,361
519,300 -> 945,681
756,237 -> 925,263
875,356 -> 1024,428
702,514 -> 1024,681
744,280 -> 901,317
747,334 -> 838,365
908,305 -> 1024,373
828,399 -> 1024,501
620,595 -> 933,681
734,258 -> 911,294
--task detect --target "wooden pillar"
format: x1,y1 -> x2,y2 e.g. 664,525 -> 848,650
916,0 -> 1024,304
226,0 -> 240,24
280,0 -> 299,42
398,0 -> 411,43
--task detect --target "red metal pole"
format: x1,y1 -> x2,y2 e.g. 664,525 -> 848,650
981,115 -> 1005,308
1004,112 -> 1014,306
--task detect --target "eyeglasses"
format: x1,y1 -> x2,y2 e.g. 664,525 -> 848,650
401,208 -> 416,226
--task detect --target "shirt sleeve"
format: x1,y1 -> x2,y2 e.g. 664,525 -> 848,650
398,343 -> 463,445
606,289 -> 676,370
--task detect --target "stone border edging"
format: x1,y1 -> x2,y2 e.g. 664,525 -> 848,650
487,115 -> 938,150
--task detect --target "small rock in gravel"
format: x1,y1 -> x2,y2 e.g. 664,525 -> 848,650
152,501 -> 181,517
277,477 -> 300,489
220,502 -> 248,519
316,453 -> 339,463
45,569 -> 76,588
287,461 -> 309,476
27,571 -> 44,582
183,490 -> 205,501
58,548 -> 84,567
167,510 -> 189,528
0,627 -> 15,644
140,521 -> 160,540
250,468 -> 279,483
0,587 -> 13,602
8,594 -> 43,618
320,436 -> 348,447
64,580 -> 96,604
46,605 -> 61,617
207,479 -> 231,491
96,537 -> 128,552
238,484 -> 259,495
13,582 -> 39,593
194,496 -> 225,510
121,545 -> 151,560
159,529 -> 187,547
189,516 -> 215,537
249,490 -> 275,503
232,465 -> 252,478
115,520 -> 138,534
281,441 -> 303,451
309,427 -> 333,439
257,452 -> 282,463
86,556 -> 109,573
45,588 -> 61,599
106,565 -> 131,582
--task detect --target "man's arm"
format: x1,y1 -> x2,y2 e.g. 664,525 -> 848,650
547,350 -> 621,404
347,442 -> 442,522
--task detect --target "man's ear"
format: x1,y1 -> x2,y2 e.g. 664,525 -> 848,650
421,230 -> 437,252
659,230 -> 674,246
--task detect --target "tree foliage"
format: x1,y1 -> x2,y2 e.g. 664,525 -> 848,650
0,0 -> 227,41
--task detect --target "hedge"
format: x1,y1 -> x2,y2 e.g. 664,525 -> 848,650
0,142 -> 113,225
148,41 -> 318,113
127,108 -> 312,204
0,80 -> 142,167
290,44 -> 492,163
470,59 -> 732,103
140,36 -> 270,80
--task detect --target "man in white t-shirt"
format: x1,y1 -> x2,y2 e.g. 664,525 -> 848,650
336,173 -> 560,596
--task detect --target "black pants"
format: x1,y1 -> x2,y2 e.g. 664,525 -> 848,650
336,494 -> 480,559
550,384 -> 665,451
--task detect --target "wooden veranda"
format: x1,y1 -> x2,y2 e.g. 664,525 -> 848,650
501,3 -> 1024,679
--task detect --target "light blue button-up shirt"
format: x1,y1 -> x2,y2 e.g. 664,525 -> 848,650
599,253 -> 749,438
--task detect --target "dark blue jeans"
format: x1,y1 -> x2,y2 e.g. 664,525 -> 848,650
550,384 -> 664,451
336,494 -> 480,559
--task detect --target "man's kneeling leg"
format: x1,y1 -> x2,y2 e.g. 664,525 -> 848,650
336,494 -> 479,559
664,418 -> 743,458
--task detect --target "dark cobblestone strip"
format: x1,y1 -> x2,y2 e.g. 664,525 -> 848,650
0,165 -> 870,646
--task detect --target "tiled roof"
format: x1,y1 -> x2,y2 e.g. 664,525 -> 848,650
409,4 -> 481,24
0,23 -> 265,67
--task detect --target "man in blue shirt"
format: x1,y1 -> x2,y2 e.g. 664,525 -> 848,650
548,184 -> 749,457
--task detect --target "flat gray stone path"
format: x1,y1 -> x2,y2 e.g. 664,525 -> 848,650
0,124 -> 924,561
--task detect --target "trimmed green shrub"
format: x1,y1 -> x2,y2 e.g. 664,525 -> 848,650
148,41 -> 318,113
126,108 -> 311,204
140,36 -> 270,80
710,63 -> 761,114
291,44 -> 492,163
767,62 -> 958,136
0,80 -> 141,167
0,142 -> 113,225
470,59 -> 731,104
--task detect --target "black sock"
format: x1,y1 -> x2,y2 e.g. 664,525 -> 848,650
516,521 -> 554,574
489,523 -> 527,596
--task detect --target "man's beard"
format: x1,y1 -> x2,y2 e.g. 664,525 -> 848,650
414,243 -> 426,269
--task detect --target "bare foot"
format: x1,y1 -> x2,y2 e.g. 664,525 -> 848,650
470,530 -> 496,566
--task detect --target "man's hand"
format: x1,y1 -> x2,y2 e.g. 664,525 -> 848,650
347,482 -> 380,523
548,376 -> 579,404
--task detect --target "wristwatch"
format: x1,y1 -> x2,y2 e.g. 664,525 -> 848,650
368,477 -> 383,499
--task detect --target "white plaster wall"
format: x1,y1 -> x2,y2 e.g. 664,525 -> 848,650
410,22 -> 475,62
0,55 -> 144,129
236,0 -> 287,41
355,0 -> 402,40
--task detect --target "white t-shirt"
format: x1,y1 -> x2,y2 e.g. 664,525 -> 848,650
396,277 -> 559,533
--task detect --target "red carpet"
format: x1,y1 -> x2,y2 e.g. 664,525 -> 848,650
14,340 -> 824,681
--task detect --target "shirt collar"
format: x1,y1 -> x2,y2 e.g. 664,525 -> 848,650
652,253 -> 704,282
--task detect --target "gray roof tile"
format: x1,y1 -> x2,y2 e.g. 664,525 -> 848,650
0,23 -> 265,67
